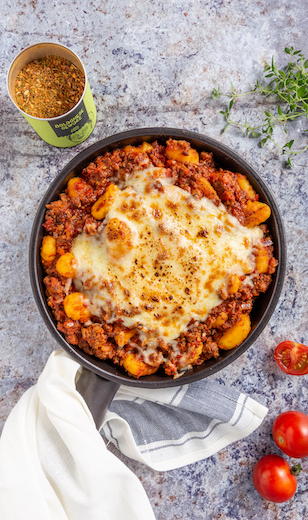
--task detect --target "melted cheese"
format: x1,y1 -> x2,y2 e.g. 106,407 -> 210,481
71,166 -> 263,347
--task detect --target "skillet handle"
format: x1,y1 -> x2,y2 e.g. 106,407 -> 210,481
76,367 -> 120,429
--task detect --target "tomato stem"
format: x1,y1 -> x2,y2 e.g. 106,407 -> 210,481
290,463 -> 303,476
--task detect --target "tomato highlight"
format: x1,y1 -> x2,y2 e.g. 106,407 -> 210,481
273,410 -> 308,458
274,341 -> 308,375
252,454 -> 300,503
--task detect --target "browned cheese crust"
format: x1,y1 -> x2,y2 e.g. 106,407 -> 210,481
41,139 -> 278,378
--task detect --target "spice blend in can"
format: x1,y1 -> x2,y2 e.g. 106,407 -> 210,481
7,43 -> 97,147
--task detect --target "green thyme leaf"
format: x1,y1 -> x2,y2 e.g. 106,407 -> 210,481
283,139 -> 295,150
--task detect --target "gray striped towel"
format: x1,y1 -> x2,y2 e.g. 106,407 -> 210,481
102,378 -> 267,471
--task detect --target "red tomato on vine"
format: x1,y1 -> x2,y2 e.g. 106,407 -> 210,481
252,454 -> 302,503
273,410 -> 308,458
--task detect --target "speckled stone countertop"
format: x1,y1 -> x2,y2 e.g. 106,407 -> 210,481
1,1 -> 308,518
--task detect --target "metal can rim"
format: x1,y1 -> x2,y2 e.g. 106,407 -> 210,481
7,41 -> 89,121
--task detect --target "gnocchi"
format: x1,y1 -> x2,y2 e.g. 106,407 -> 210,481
114,328 -> 136,347
255,245 -> 270,274
227,274 -> 241,295
124,142 -> 153,153
40,235 -> 56,264
67,177 -> 81,199
91,183 -> 120,220
105,218 -> 133,259
244,200 -> 271,227
123,353 -> 158,378
166,138 -> 199,164
41,138 -> 277,379
56,252 -> 76,278
216,313 -> 251,350
63,292 -> 91,322
237,173 -> 256,199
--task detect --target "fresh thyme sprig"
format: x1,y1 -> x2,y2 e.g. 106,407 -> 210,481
212,47 -> 308,166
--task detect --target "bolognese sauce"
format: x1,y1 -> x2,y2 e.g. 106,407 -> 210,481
41,139 -> 277,378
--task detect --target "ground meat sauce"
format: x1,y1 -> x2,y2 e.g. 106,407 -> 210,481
41,139 -> 278,378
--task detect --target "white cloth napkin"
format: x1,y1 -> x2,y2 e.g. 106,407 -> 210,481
0,349 -> 268,520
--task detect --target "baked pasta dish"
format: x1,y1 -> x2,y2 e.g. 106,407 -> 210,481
41,139 -> 278,378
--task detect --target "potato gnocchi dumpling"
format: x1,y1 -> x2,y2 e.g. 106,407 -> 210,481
91,183 -> 120,220
41,235 -> 56,264
63,292 -> 91,322
41,139 -> 278,378
56,252 -> 76,278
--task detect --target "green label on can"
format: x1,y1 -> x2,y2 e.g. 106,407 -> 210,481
49,100 -> 89,137
22,80 -> 96,148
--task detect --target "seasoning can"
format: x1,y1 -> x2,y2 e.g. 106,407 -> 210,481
7,42 -> 97,148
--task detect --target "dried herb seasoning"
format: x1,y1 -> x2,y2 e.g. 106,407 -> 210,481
14,55 -> 85,119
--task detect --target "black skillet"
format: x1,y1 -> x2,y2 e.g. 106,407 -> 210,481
29,128 -> 286,427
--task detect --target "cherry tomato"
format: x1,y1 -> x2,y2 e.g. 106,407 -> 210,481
273,410 -> 308,458
274,341 -> 308,375
252,454 -> 299,503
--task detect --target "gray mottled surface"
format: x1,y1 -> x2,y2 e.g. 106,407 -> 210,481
1,1 -> 308,518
